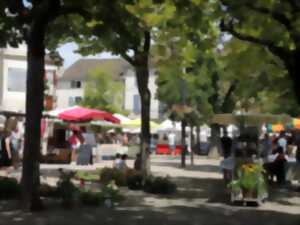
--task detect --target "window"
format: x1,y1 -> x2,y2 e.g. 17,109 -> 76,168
133,94 -> 141,114
68,96 -> 82,106
7,68 -> 27,92
68,97 -> 75,106
70,80 -> 82,88
75,96 -> 82,104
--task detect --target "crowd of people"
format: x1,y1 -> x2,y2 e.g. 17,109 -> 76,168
220,130 -> 300,186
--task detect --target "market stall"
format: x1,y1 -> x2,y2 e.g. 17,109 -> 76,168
43,106 -> 120,164
213,113 -> 292,205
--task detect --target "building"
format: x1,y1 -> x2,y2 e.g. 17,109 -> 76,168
56,58 -> 128,109
0,45 -> 59,112
57,58 -> 162,119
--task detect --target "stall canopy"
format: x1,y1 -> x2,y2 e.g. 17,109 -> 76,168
122,118 -> 159,129
212,113 -> 292,126
48,106 -> 120,123
113,113 -> 131,124
156,119 -> 181,131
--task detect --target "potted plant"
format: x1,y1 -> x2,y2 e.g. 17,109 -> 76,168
229,163 -> 267,199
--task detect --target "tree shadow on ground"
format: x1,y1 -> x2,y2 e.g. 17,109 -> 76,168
0,197 -> 299,225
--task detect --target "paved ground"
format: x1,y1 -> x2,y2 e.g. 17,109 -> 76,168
0,156 -> 299,225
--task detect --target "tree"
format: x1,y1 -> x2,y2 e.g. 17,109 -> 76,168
50,0 -> 180,175
220,0 -> 300,104
81,69 -> 125,113
2,0 -> 88,210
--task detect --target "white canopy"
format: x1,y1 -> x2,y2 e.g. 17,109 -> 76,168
156,119 -> 181,131
113,113 -> 131,124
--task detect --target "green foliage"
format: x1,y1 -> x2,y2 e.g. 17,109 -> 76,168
81,70 -> 124,113
102,181 -> 124,203
100,167 -> 127,186
56,169 -> 79,207
79,191 -> 104,206
126,169 -> 144,190
144,176 -> 177,194
39,184 -> 60,198
229,163 -> 267,196
75,170 -> 100,182
0,177 -> 21,199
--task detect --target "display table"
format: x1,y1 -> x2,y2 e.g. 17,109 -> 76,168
156,144 -> 182,155
286,162 -> 300,181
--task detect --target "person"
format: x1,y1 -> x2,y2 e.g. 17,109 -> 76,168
68,130 -> 81,164
150,134 -> 158,153
260,133 -> 272,162
122,133 -> 129,146
118,154 -> 128,171
10,127 -> 21,168
134,153 -> 142,170
277,131 -> 287,153
168,132 -> 176,155
221,133 -> 232,158
265,146 -> 288,184
113,153 -> 122,168
0,131 -> 13,169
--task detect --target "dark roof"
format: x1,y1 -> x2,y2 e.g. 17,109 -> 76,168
61,58 -> 131,81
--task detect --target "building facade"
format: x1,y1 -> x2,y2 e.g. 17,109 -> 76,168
0,45 -> 59,112
57,58 -> 163,119
123,68 -> 161,119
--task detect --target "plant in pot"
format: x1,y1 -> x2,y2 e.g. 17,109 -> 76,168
229,163 -> 267,198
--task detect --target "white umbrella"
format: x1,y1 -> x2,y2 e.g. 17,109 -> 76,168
156,119 -> 181,131
113,113 -> 131,124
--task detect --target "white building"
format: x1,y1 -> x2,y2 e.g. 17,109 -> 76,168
57,58 -> 163,119
124,67 -> 161,119
0,45 -> 59,112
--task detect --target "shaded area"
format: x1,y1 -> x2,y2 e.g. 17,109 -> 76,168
0,197 -> 299,225
152,161 -> 220,173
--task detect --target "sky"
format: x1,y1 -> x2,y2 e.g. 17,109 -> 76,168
57,42 -> 118,68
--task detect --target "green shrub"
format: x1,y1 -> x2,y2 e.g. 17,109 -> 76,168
102,181 -> 124,203
39,184 -> 59,198
126,170 -> 143,190
56,169 -> 78,207
79,191 -> 104,206
0,177 -> 21,199
100,168 -> 126,186
144,176 -> 177,195
75,171 -> 100,182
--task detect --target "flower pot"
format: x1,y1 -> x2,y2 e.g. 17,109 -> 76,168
242,188 -> 257,199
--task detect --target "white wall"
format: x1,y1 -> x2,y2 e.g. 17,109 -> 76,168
1,58 -> 57,112
56,81 -> 84,108
124,68 -> 159,119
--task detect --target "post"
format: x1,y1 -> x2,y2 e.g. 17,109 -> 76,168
190,125 -> 194,166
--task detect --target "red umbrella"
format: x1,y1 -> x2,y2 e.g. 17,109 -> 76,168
58,106 -> 120,124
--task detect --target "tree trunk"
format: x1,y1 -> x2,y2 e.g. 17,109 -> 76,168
181,119 -> 187,168
190,125 -> 194,166
135,60 -> 151,176
21,32 -> 45,211
196,125 -> 201,153
286,52 -> 300,104
208,123 -> 221,159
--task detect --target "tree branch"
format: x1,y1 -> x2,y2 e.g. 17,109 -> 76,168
220,20 -> 289,59
244,2 -> 292,30
121,53 -> 135,66
221,79 -> 238,113
143,31 -> 151,53
287,0 -> 300,12
59,5 -> 91,20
